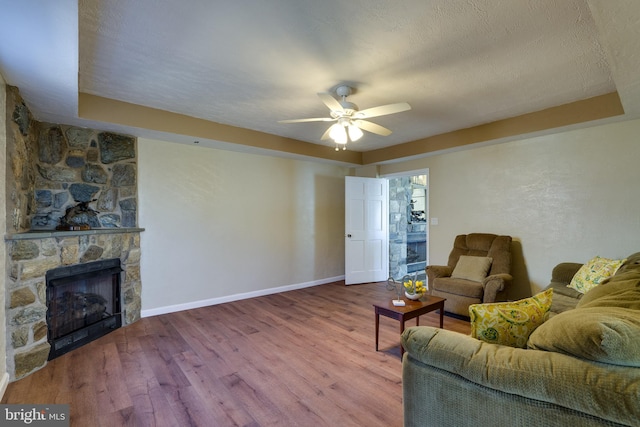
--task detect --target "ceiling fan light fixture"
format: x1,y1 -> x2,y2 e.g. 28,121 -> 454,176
348,124 -> 363,142
329,123 -> 348,145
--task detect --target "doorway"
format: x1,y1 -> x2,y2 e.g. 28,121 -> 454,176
386,172 -> 428,281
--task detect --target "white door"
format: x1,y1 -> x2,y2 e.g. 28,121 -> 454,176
345,176 -> 389,285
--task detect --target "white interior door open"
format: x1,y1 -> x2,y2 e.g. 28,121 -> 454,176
345,176 -> 389,285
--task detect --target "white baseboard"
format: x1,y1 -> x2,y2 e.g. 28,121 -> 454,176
141,275 -> 345,318
0,372 -> 10,400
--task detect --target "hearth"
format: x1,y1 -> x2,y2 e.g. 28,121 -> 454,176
46,258 -> 122,360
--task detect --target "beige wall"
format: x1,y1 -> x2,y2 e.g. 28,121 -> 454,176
375,119 -> 640,298
138,138 -> 349,314
139,118 -> 640,312
0,76 -> 8,394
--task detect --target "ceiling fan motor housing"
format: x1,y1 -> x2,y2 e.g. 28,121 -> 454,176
336,85 -> 352,97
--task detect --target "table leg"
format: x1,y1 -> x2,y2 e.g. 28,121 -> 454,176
375,312 -> 379,351
439,305 -> 444,328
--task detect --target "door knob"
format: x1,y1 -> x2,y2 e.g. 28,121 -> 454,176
346,234 -> 352,238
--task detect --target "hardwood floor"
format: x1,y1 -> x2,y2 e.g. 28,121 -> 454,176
2,281 -> 470,426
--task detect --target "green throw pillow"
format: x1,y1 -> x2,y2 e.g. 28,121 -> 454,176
469,289 -> 553,348
527,307 -> 640,367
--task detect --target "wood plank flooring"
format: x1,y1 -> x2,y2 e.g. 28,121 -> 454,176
2,281 -> 470,427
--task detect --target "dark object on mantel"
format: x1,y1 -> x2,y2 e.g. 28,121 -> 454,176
57,200 -> 100,231
56,224 -> 91,231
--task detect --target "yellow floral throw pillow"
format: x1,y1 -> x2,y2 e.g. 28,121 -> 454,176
568,256 -> 625,294
469,289 -> 553,348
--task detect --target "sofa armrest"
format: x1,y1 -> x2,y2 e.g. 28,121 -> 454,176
482,273 -> 512,302
401,326 -> 640,426
426,265 -> 452,281
551,262 -> 583,285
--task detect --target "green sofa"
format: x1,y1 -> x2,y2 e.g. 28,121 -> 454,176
401,252 -> 640,427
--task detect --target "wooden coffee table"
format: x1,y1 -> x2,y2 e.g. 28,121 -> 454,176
373,295 -> 446,356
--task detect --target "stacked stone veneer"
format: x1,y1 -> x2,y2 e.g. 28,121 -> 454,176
32,127 -> 137,229
8,86 -> 137,231
4,86 -> 143,380
389,177 -> 410,279
6,232 -> 141,380
389,177 -> 427,280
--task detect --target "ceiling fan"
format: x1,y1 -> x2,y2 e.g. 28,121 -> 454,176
278,85 -> 411,150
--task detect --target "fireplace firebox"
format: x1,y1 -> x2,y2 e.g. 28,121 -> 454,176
407,232 -> 427,274
46,258 -> 122,360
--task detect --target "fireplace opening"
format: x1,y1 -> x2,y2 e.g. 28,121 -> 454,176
407,233 -> 427,274
46,258 -> 122,360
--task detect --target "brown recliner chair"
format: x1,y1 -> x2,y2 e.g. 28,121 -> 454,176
427,233 -> 513,317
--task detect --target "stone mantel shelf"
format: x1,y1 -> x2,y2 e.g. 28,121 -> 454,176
5,227 -> 145,241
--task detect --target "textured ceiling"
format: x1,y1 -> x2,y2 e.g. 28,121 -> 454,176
2,0 -> 640,162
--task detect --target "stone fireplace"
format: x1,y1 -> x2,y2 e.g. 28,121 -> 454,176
6,231 -> 141,379
4,86 -> 143,380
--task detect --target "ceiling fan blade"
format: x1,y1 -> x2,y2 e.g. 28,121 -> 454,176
278,117 -> 335,123
318,92 -> 344,112
354,120 -> 392,136
356,102 -> 411,119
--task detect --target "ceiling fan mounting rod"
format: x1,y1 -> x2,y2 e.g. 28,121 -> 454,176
336,86 -> 358,112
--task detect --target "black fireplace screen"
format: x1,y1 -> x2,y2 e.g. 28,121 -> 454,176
46,258 -> 122,359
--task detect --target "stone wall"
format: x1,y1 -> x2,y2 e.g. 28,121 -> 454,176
6,86 -> 36,232
389,176 -> 428,280
7,86 -> 137,232
6,231 -> 141,380
389,177 -> 409,279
